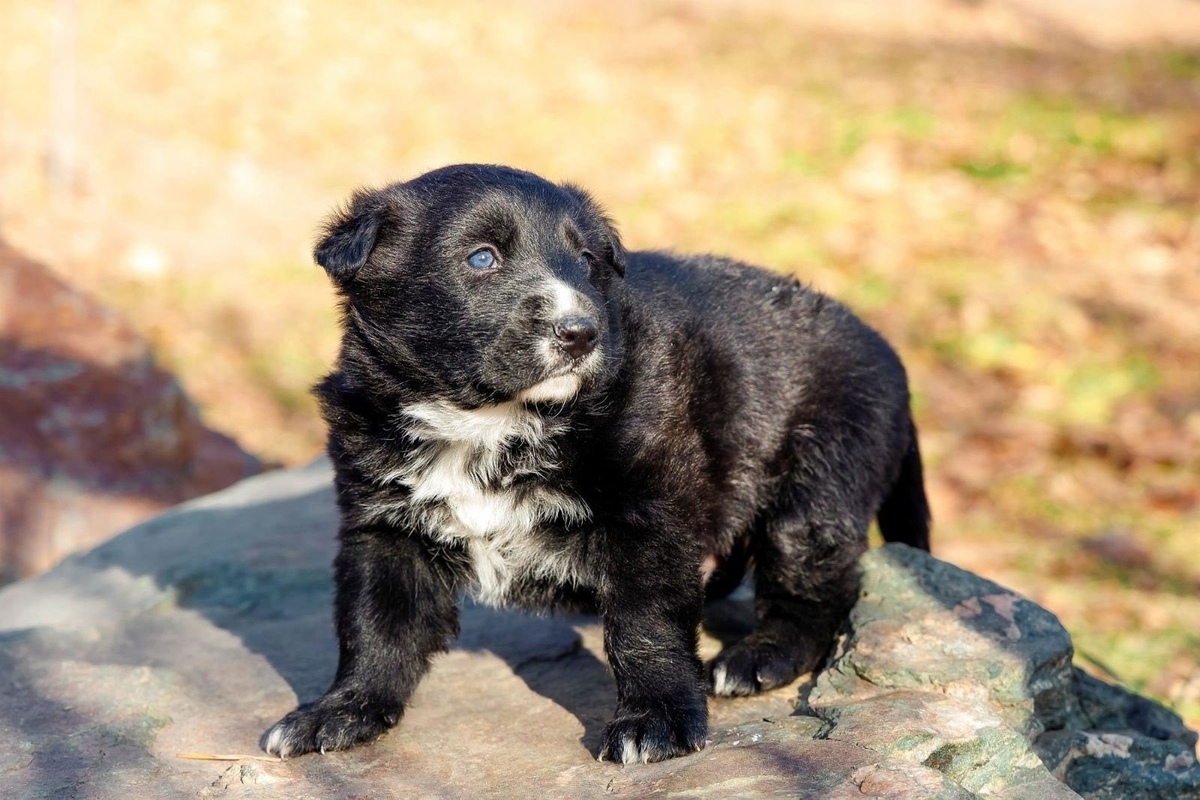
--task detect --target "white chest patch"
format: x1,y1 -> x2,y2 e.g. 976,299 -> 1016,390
379,398 -> 591,605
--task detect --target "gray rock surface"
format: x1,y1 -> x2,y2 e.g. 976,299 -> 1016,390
0,461 -> 1195,798
801,545 -> 1200,799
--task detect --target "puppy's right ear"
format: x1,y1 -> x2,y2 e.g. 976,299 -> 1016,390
314,190 -> 385,283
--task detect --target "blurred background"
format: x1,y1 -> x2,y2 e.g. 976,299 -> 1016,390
0,0 -> 1197,725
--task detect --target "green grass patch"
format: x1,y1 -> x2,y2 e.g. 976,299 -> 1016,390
843,273 -> 897,311
886,106 -> 937,141
1073,626 -> 1200,695
956,160 -> 1028,183
1053,355 -> 1160,426
932,327 -> 1044,373
1163,50 -> 1200,80
780,151 -> 829,177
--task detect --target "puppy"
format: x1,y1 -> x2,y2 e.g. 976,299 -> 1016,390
263,164 -> 930,764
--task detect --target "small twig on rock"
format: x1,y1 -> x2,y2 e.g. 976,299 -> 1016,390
176,752 -> 281,763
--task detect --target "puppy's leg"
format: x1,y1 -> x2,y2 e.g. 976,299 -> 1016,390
709,495 -> 867,697
598,541 -> 709,764
263,529 -> 460,757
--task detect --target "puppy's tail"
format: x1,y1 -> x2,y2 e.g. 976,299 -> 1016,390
876,418 -> 931,552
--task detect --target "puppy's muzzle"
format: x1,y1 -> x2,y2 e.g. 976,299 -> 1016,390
554,315 -> 598,360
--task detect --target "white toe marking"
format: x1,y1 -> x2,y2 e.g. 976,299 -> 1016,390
712,664 -> 730,696
265,724 -> 293,758
622,737 -> 640,765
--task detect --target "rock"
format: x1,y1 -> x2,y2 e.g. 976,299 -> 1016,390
0,238 -> 261,580
609,716 -> 974,799
800,544 -> 1200,799
1036,729 -> 1199,800
802,690 -> 1072,798
0,461 -> 1195,798
804,544 -> 1078,737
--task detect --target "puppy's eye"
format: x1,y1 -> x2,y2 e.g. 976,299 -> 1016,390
467,248 -> 497,271
579,251 -> 594,270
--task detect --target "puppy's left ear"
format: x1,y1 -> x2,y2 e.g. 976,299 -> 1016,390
314,190 -> 385,284
564,184 -> 627,278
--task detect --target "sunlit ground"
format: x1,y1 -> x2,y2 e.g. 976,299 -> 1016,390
1,0 -> 1197,725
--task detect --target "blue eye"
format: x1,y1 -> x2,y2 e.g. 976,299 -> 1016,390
467,248 -> 496,270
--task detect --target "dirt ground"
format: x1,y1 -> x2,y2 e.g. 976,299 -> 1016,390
1,0 -> 1197,725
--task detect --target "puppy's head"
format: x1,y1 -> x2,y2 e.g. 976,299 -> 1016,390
317,164 -> 626,406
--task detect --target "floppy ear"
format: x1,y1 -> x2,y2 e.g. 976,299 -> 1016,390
564,184 -> 627,278
314,190 -> 385,283
602,225 -> 627,278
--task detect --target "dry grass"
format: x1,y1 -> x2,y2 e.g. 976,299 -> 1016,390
1,0 -> 1197,724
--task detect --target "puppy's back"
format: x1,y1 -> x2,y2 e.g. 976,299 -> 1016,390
622,250 -> 909,412
620,250 -> 916,530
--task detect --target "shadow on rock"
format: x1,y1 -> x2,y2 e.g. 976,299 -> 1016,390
0,630 -> 171,799
0,461 -> 623,762
459,603 -> 617,757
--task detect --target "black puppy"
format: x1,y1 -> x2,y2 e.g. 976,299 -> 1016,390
263,164 -> 930,764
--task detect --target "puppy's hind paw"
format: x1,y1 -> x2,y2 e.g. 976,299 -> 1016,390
708,661 -> 758,698
708,633 -> 821,697
261,695 -> 401,758
598,698 -> 707,765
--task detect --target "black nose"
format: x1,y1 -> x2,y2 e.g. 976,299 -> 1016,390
554,316 -> 599,359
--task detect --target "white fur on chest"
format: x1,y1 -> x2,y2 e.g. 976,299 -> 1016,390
389,399 -> 590,605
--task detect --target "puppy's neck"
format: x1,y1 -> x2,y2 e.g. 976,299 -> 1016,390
402,397 -> 554,451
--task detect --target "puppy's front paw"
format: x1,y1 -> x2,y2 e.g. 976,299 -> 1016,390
262,694 -> 401,758
599,697 -> 707,764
